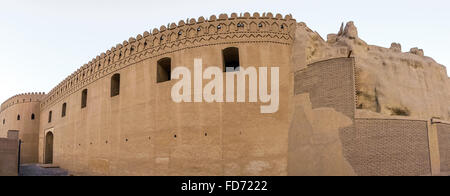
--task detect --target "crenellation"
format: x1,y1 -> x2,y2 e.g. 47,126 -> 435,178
195,16 -> 203,23
188,18 -> 196,25
218,13 -> 228,20
275,13 -> 283,19
207,15 -> 217,22
1,92 -> 46,112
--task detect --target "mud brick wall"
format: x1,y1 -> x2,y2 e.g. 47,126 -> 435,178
341,119 -> 431,176
294,57 -> 356,118
0,138 -> 18,176
436,123 -> 450,173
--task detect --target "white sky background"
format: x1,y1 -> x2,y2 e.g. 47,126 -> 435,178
0,0 -> 449,102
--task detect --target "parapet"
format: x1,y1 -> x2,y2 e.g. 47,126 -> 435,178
1,92 -> 46,112
40,12 -> 297,110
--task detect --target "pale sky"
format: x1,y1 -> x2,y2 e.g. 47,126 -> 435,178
0,0 -> 449,103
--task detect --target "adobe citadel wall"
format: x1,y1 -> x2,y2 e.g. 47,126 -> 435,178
37,12 -> 297,175
290,58 -> 434,176
288,22 -> 450,175
1,13 -> 449,176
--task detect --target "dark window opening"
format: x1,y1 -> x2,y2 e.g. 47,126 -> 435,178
17,115 -> 20,121
48,111 -> 52,123
81,89 -> 88,108
111,74 -> 120,97
62,103 -> 67,117
157,58 -> 171,83
31,113 -> 35,120
2,119 -> 5,124
223,47 -> 240,72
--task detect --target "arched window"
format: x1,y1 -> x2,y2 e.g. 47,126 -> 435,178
157,57 -> 171,83
48,111 -> 52,123
31,113 -> 35,120
111,74 -> 120,97
3,119 -> 5,124
81,89 -> 88,108
222,47 -> 240,72
62,103 -> 67,117
17,115 -> 20,121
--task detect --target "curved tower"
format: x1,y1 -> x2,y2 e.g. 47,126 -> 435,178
0,92 -> 46,163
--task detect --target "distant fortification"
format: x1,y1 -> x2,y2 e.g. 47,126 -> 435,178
1,12 -> 449,176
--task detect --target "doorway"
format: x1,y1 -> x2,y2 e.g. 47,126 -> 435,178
45,132 -> 54,164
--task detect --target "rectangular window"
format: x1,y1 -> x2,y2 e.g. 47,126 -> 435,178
48,111 -> 52,123
223,47 -> 240,72
111,74 -> 120,97
62,103 -> 67,117
81,89 -> 88,108
157,58 -> 171,83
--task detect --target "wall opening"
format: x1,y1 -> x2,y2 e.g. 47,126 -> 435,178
31,113 -> 35,120
81,89 -> 88,108
157,57 -> 171,83
45,132 -> 54,164
17,115 -> 20,121
61,103 -> 67,117
111,74 -> 120,97
222,47 -> 240,72
48,111 -> 52,123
